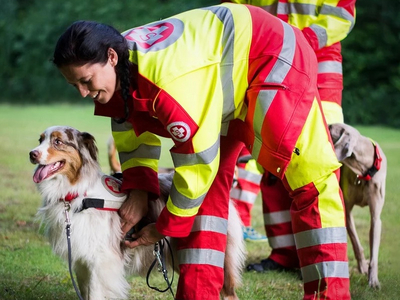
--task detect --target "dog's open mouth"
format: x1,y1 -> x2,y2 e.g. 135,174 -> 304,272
33,161 -> 65,183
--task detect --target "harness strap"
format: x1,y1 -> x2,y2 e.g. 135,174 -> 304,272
78,197 -> 124,212
356,139 -> 382,182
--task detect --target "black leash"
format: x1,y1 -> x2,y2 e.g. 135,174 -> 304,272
146,238 -> 175,298
63,201 -> 85,300
64,200 -> 174,299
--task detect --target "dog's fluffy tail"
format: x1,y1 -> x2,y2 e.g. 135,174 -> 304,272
222,201 -> 246,298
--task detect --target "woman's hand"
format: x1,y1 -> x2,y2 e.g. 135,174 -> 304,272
124,223 -> 165,248
119,189 -> 148,236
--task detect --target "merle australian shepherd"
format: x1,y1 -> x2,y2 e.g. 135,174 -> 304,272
29,125 -> 246,300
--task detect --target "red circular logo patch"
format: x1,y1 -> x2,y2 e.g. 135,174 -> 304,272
102,176 -> 124,197
167,121 -> 191,142
122,19 -> 183,53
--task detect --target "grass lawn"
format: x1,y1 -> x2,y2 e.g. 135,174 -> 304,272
0,104 -> 399,299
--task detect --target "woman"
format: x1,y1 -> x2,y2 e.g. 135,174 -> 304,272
53,3 -> 349,299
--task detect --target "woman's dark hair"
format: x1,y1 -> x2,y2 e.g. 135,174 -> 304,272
53,21 -> 131,122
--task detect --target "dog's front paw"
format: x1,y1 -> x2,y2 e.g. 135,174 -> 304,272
358,260 -> 369,275
368,275 -> 381,289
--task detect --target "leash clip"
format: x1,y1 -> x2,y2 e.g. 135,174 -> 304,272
153,242 -> 164,272
63,201 -> 71,226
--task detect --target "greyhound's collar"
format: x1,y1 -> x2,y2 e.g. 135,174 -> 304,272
356,139 -> 382,182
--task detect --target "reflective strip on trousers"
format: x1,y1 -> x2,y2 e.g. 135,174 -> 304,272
178,248 -> 225,268
302,261 -> 349,283
294,227 -> 347,249
264,210 -> 291,225
191,215 -> 228,235
268,234 -> 296,248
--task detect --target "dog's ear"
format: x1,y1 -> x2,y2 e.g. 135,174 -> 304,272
80,132 -> 98,161
158,171 -> 174,202
329,123 -> 357,162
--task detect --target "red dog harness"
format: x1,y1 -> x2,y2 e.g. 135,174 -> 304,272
356,139 -> 382,182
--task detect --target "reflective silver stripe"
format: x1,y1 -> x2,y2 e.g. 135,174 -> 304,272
111,119 -> 133,132
191,215 -> 228,235
178,248 -> 225,268
205,6 -> 236,122
170,182 -> 206,209
119,144 -> 161,164
290,3 -> 316,15
309,24 -> 328,49
294,227 -> 348,250
262,3 -> 354,26
264,210 -> 291,225
318,61 -> 343,75
252,21 -> 296,159
171,137 -> 219,168
238,168 -> 262,184
230,189 -> 258,204
268,234 -> 295,248
320,5 -> 355,28
302,261 -> 349,283
276,2 -> 288,14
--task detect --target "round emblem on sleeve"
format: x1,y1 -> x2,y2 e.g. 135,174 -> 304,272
101,175 -> 125,197
122,18 -> 183,53
167,121 -> 191,143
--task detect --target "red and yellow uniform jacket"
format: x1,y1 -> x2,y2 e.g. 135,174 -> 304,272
95,3 -> 317,237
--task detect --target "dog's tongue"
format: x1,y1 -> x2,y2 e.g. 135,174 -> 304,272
33,164 -> 53,183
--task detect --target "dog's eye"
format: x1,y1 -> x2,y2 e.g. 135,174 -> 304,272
54,138 -> 64,146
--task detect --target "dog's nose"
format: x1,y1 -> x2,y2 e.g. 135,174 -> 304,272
29,150 -> 39,163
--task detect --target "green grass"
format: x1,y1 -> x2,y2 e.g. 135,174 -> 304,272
1,104 -> 399,299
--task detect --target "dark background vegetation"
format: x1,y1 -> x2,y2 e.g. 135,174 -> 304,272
1,0 -> 399,127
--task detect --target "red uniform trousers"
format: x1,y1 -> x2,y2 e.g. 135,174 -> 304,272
230,146 -> 262,227
175,136 -> 244,300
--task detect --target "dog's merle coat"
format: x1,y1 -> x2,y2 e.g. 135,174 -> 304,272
30,126 -> 245,300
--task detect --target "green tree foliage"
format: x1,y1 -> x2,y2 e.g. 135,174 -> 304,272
1,0 -> 399,126
342,0 -> 400,127
0,0 -> 215,104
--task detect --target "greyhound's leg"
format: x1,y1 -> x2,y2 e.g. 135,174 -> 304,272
346,203 -> 369,275
368,193 -> 384,289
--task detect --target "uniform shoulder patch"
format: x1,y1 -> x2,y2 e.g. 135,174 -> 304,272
167,121 -> 191,142
122,18 -> 184,53
101,175 -> 125,197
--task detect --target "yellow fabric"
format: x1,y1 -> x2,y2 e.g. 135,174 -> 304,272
112,130 -> 161,172
285,99 -> 344,227
321,101 -> 344,124
230,0 -> 355,47
124,4 -> 254,218
245,159 -> 262,175
285,99 -> 341,188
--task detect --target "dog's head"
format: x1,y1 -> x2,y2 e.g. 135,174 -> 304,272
328,123 -> 362,162
29,126 -> 98,185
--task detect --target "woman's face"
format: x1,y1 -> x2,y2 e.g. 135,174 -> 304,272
59,48 -> 119,104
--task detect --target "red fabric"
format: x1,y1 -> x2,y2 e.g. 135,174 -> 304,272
231,146 -> 261,226
120,166 -> 159,197
232,199 -> 252,226
241,5 -> 318,179
175,135 -> 243,300
261,173 -> 299,268
156,210 -> 196,238
304,278 -> 350,300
